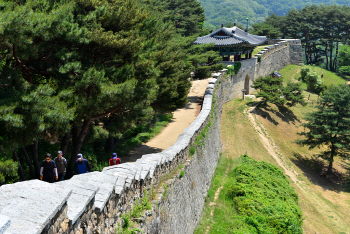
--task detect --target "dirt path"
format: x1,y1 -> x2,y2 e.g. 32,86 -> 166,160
205,166 -> 230,234
244,105 -> 349,234
123,78 -> 211,162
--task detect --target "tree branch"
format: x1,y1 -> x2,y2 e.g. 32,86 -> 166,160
90,103 -> 124,120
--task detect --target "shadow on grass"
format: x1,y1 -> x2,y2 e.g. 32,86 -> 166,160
291,152 -> 350,192
254,103 -> 300,126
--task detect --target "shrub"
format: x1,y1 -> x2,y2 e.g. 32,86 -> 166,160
300,66 -> 310,81
258,55 -> 262,62
189,146 -> 196,155
180,170 -> 185,178
225,155 -> 303,234
234,62 -> 241,74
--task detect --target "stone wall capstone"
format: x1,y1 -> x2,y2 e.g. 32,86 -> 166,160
0,39 -> 302,234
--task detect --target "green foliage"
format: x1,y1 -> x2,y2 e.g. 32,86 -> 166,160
252,74 -> 306,106
250,22 -> 282,39
297,85 -> 350,174
130,192 -> 152,218
283,82 -> 306,107
117,114 -> 173,156
300,66 -> 325,94
178,164 -> 183,169
201,0 -> 350,33
122,215 -> 130,229
258,55 -> 262,62
225,155 -> 303,234
234,62 -> 242,74
188,47 -> 224,79
0,159 -> 18,185
251,75 -> 285,106
300,66 -> 311,81
180,170 -> 185,178
156,0 -> 205,37
189,146 -> 196,155
253,4 -> 350,71
0,0 -> 212,181
227,62 -> 242,76
339,45 -> 350,75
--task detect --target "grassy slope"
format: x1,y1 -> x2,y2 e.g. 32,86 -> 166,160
195,99 -> 275,234
252,45 -> 266,57
197,65 -> 350,233
257,65 -> 350,233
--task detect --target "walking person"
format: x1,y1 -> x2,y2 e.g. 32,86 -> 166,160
74,154 -> 91,174
54,151 -> 67,181
109,152 -> 121,166
40,153 -> 58,183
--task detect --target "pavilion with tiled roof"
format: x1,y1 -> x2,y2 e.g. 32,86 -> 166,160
193,24 -> 267,61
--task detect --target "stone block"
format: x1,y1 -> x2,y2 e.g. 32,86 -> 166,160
212,73 -> 221,78
71,172 -> 117,213
208,78 -> 217,84
3,219 -> 42,234
204,89 -> 213,96
206,84 -> 214,90
55,180 -> 98,224
0,180 -> 72,234
0,215 -> 10,234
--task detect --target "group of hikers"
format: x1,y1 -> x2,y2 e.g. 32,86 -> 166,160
40,151 -> 121,183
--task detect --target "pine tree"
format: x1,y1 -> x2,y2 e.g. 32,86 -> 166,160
251,75 -> 285,106
283,82 -> 306,107
297,85 -> 350,174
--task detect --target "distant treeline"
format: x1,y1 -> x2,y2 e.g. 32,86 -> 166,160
251,4 -> 350,72
199,0 -> 350,30
0,0 -> 223,184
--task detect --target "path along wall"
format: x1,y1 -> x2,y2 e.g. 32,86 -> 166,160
0,39 -> 302,234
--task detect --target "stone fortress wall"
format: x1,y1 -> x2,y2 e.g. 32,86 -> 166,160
223,39 -> 303,101
0,39 -> 302,234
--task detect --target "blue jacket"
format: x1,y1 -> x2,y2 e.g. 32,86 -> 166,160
74,159 -> 91,174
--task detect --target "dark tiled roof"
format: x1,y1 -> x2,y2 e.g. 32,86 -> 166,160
193,26 -> 267,46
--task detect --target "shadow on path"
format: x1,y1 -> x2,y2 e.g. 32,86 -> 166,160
122,145 -> 163,163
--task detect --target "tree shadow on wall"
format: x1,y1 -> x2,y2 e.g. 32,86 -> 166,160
291,152 -> 350,193
255,103 -> 300,126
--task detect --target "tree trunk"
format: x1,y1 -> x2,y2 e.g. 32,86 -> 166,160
333,41 -> 339,71
325,42 -> 329,70
69,119 -> 92,167
22,146 -> 35,179
61,132 -> 70,156
106,136 -> 115,152
13,150 -> 25,181
327,145 -> 335,174
329,41 -> 333,71
32,139 -> 40,178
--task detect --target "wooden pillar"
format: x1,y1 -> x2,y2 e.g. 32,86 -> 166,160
238,54 -> 241,61
249,52 -> 252,58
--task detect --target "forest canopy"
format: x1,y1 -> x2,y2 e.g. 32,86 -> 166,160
199,0 -> 350,30
0,0 -> 223,184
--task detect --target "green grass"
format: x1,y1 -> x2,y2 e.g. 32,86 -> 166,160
279,64 -> 347,89
195,155 -> 303,234
252,45 -> 267,57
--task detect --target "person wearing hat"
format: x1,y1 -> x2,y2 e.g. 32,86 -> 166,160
109,153 -> 121,166
74,154 -> 91,174
54,151 -> 67,181
40,153 -> 58,183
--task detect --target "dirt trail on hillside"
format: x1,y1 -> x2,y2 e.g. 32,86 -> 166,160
123,78 -> 210,162
244,105 -> 349,234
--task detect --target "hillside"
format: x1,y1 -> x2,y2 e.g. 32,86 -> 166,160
196,65 -> 350,233
199,0 -> 350,29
